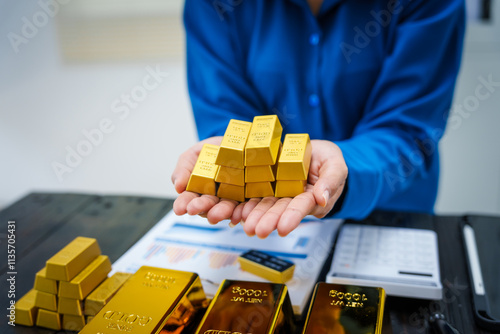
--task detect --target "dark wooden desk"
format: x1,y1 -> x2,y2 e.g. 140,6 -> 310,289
0,192 -> 498,333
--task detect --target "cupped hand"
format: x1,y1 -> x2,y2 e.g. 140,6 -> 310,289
171,139 -> 348,238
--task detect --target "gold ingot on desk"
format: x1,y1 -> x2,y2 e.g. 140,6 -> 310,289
217,183 -> 245,202
215,165 -> 245,186
246,181 -> 275,198
58,296 -> 83,316
14,289 -> 38,327
238,250 -> 295,283
245,115 -> 282,166
58,255 -> 111,300
34,267 -> 58,294
36,309 -> 61,330
85,272 -> 133,316
80,266 -> 207,334
46,236 -> 101,281
275,180 -> 307,198
186,144 -> 219,196
276,133 -> 312,181
215,119 -> 252,169
34,290 -> 57,312
302,283 -> 386,334
195,280 -> 295,334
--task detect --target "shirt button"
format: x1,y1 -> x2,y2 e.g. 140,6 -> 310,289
309,33 -> 320,45
308,94 -> 320,107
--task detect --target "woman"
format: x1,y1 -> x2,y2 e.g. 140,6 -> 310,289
171,0 -> 465,238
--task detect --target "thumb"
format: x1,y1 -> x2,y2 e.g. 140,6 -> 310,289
312,156 -> 348,208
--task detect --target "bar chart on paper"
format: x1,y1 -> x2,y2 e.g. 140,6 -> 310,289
111,211 -> 342,314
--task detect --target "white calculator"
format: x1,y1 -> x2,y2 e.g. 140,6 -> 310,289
326,224 -> 442,300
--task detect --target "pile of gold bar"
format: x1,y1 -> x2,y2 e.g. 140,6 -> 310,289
17,256 -> 386,333
14,236 -> 131,331
187,115 -> 312,201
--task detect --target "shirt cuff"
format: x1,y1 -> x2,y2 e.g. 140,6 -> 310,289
331,137 -> 382,219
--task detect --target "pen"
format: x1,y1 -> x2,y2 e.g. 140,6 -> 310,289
429,312 -> 461,334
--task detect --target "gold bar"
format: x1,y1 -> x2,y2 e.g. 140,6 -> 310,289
302,283 -> 386,334
275,180 -> 307,198
246,181 -> 275,198
217,183 -> 245,202
276,133 -> 312,180
246,142 -> 281,182
34,267 -> 58,294
58,297 -> 83,315
186,144 -> 219,196
245,115 -> 282,166
63,314 -> 86,331
14,289 -> 38,327
238,250 -> 295,283
80,266 -> 207,334
34,290 -> 57,312
84,272 -> 133,316
36,309 -> 61,330
45,236 -> 101,281
58,255 -> 112,300
215,165 -> 245,186
86,315 -> 94,324
215,119 -> 252,169
195,280 -> 295,334
245,164 -> 277,183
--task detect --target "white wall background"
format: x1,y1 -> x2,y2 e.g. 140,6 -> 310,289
1,0 -> 499,216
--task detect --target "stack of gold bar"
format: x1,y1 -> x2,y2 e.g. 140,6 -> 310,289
214,119 -> 252,202
14,237 -> 131,331
245,115 -> 283,198
186,115 -> 316,200
275,133 -> 312,198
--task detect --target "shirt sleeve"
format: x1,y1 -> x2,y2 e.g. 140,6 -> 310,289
184,0 -> 264,139
334,0 -> 465,218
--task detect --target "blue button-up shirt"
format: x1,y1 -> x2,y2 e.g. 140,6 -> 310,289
184,0 -> 465,219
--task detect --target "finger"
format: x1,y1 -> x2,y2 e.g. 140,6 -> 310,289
244,197 -> 279,236
241,198 -> 262,222
173,191 -> 200,215
171,147 -> 202,194
310,185 -> 344,218
186,195 -> 220,216
255,198 -> 292,238
206,199 -> 239,224
312,159 -> 347,208
230,202 -> 246,226
277,192 -> 316,237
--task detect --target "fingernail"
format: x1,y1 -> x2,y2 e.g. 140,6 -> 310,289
240,219 -> 245,226
228,222 -> 235,228
322,190 -> 329,207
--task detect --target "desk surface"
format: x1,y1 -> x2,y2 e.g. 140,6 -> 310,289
0,192 -> 498,334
